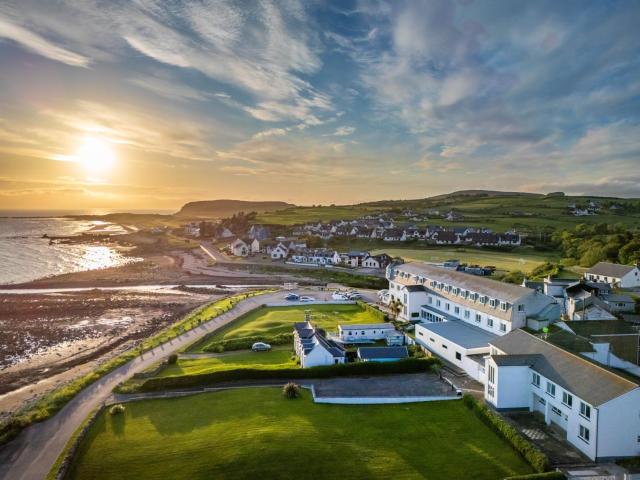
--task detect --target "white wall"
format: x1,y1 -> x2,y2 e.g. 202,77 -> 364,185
303,345 -> 341,368
493,365 -> 530,409
621,268 -> 640,288
596,388 -> 640,459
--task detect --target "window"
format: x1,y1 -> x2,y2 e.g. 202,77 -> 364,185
429,337 -> 435,342
480,296 -> 487,305
436,300 -> 441,307
517,304 -> 525,312
418,331 -> 424,337
500,323 -> 507,332
453,288 -> 459,295
487,385 -> 495,397
428,296 -> 432,304
562,392 -> 573,408
361,331 -> 365,335
551,406 -> 562,416
488,365 -> 495,384
500,302 -> 508,311
489,298 -> 497,308
546,381 -> 556,397
454,306 -> 460,314
580,402 -> 591,420
579,425 -> 590,443
445,303 -> 450,311
532,372 -> 540,387
455,352 -> 462,361
475,313 -> 481,323
464,310 -> 470,319
442,344 -> 448,349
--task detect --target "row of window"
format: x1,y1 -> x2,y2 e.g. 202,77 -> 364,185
425,297 -> 507,332
532,372 -> 591,420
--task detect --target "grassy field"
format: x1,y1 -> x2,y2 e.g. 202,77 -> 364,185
67,388 -> 533,480
189,303 -> 384,352
372,247 -> 558,273
256,205 -> 377,225
157,347 -> 296,377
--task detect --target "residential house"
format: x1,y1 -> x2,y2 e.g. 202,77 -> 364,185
293,321 -> 346,368
584,262 -> 640,288
247,224 -> 271,240
270,243 -> 289,260
340,251 -> 369,267
601,294 -> 636,313
337,323 -> 398,343
357,346 -> 409,362
290,248 -> 341,265
485,329 -> 640,461
230,238 -> 250,257
362,253 -> 393,270
382,229 -> 402,242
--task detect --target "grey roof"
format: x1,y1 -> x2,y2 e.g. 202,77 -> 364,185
405,285 -> 426,292
491,354 -> 542,367
339,323 -> 395,331
490,329 -> 639,406
602,294 -> 635,303
586,262 -> 635,278
394,263 -> 534,303
418,320 -> 497,349
357,346 -> 408,360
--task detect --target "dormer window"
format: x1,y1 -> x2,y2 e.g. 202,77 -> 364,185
480,296 -> 487,305
500,302 -> 508,311
489,298 -> 498,308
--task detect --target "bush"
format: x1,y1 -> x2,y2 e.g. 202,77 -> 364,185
282,382 -> 301,399
109,404 -> 125,415
462,395 -> 550,473
167,354 -> 178,365
139,358 -> 439,392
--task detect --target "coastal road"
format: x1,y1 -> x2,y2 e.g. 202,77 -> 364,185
0,287 -> 380,480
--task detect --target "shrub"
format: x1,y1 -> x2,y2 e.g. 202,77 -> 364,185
462,394 -> 550,473
109,404 -> 125,415
504,473 -> 565,480
139,358 -> 439,392
283,382 -> 301,399
167,354 -> 178,365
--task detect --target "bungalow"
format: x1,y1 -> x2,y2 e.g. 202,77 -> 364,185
584,262 -> 640,288
293,321 -> 346,368
338,323 -> 397,343
485,329 -> 640,461
270,243 -> 289,260
601,294 -> 636,313
290,248 -> 341,265
357,346 -> 408,362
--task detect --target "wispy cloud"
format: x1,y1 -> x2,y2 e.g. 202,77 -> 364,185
333,126 -> 355,136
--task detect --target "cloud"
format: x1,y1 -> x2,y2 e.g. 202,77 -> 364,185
0,15 -> 89,66
333,126 -> 355,136
252,128 -> 289,139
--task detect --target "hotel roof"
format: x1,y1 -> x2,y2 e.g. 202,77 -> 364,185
418,320 -> 497,350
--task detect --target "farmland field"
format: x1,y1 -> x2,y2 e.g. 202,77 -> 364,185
188,303 -> 384,352
156,347 -> 296,377
67,388 -> 534,480
372,247 -> 558,273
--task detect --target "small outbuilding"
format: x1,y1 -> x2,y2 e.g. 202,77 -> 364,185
357,346 -> 408,363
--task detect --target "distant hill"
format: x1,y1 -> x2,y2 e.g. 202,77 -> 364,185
427,190 -> 543,201
176,200 -> 294,218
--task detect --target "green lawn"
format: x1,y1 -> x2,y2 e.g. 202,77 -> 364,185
157,347 -> 296,377
68,388 -> 534,480
373,247 -> 558,273
188,303 -> 384,352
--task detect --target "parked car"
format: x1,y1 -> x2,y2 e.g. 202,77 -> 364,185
299,296 -> 315,302
285,293 -> 300,301
347,291 -> 362,300
251,342 -> 272,352
332,291 -> 348,300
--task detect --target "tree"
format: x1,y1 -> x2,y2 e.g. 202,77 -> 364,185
389,298 -> 403,320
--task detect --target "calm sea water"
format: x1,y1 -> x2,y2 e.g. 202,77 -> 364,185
0,217 -> 139,285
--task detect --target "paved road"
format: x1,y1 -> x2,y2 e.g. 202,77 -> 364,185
0,287 -> 380,480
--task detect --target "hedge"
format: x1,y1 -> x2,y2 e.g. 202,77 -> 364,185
139,358 -> 440,392
203,333 -> 293,353
462,395 -> 550,473
504,473 -> 565,480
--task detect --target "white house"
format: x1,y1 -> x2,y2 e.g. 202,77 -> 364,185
249,238 -> 260,254
485,329 -> 640,461
362,253 -> 392,270
230,238 -> 250,257
270,243 -> 289,260
293,321 -> 346,368
387,262 -> 560,380
584,262 -> 640,288
290,249 -> 341,265
337,323 -> 397,343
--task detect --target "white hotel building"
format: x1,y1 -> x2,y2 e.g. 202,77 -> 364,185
486,329 -> 640,461
386,263 -> 559,382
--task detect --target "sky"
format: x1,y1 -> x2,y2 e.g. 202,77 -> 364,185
1,0 -> 639,212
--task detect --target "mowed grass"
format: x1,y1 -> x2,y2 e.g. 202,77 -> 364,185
68,388 -> 533,480
157,347 -> 296,377
373,247 -> 557,273
189,303 -> 384,352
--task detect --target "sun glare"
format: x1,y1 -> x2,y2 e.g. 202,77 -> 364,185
75,136 -> 115,174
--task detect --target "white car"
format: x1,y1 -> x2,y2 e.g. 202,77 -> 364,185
347,291 -> 362,300
298,296 -> 315,302
331,292 -> 348,300
251,342 -> 272,352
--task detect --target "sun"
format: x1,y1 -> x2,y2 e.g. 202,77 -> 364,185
75,136 -> 115,174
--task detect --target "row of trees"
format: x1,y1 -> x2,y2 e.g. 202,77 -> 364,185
551,223 -> 640,267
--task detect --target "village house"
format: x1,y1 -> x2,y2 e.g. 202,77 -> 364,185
485,329 -> 640,461
270,242 -> 289,260
362,253 -> 393,270
290,248 -> 341,265
229,238 -> 250,257
340,251 -> 369,267
293,321 -> 346,368
584,262 -> 640,288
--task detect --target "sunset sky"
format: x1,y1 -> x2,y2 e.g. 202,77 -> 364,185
1,0 -> 639,212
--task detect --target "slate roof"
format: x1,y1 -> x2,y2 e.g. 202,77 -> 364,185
490,329 -> 639,406
586,262 -> 635,278
339,323 -> 396,331
418,320 -> 497,349
357,346 -> 408,360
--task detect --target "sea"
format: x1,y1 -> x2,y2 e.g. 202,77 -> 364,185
0,214 -> 142,285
